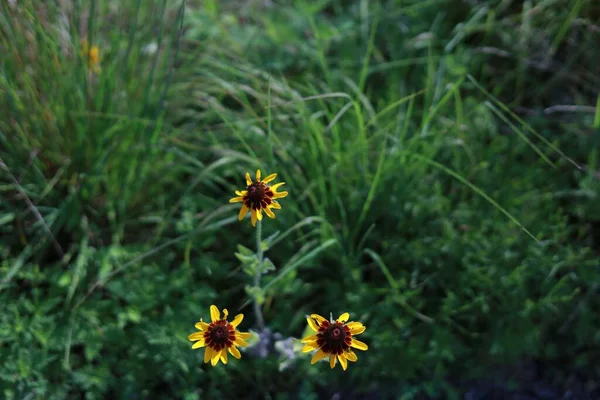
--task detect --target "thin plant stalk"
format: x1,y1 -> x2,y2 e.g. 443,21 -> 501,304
253,220 -> 265,330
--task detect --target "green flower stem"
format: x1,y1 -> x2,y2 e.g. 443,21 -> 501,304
254,220 -> 265,330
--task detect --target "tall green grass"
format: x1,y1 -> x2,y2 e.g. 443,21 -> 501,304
1,0 -> 599,398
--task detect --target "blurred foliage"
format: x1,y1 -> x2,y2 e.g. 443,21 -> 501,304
1,0 -> 599,399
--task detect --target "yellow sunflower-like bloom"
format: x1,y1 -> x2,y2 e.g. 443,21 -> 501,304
301,312 -> 368,371
188,305 -> 252,366
80,39 -> 101,73
229,169 -> 288,227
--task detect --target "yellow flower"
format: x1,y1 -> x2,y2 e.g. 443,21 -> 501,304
229,169 -> 288,227
80,39 -> 101,73
188,305 -> 252,366
301,312 -> 368,371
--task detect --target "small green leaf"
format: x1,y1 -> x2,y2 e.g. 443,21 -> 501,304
260,257 -> 276,274
240,258 -> 260,276
0,213 -> 15,226
18,358 -> 30,378
98,257 -> 113,281
178,360 -> 189,374
127,307 -> 141,323
58,273 -> 71,287
236,244 -> 254,256
32,329 -> 48,347
245,285 -> 265,305
243,330 -> 260,349
300,324 -> 314,341
235,252 -> 257,264
85,341 -> 102,361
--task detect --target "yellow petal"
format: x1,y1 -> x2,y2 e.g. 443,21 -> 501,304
191,339 -> 206,349
256,169 -> 261,181
337,313 -> 350,323
262,173 -> 277,183
235,190 -> 247,196
220,348 -> 228,364
302,344 -> 319,353
306,317 -> 319,332
273,191 -> 288,199
256,209 -> 263,221
350,339 -> 368,351
270,201 -> 281,210
349,323 -> 366,335
195,321 -> 210,331
230,313 -> 244,328
264,207 -> 275,219
229,196 -> 244,203
270,182 -> 286,191
345,350 -> 358,362
234,338 -> 249,347
228,345 -> 241,359
338,353 -> 348,370
211,351 -> 220,366
301,334 -> 318,343
238,204 -> 250,221
310,349 -> 328,364
310,314 -> 327,323
330,354 -> 336,369
347,321 -> 363,330
223,309 -> 229,319
210,305 -> 220,322
245,172 -> 252,186
204,346 -> 213,363
188,332 -> 204,341
251,209 -> 257,227
237,331 -> 252,340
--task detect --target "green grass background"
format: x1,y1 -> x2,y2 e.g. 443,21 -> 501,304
1,0 -> 599,398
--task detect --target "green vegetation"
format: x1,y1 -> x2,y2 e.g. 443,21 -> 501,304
1,0 -> 599,398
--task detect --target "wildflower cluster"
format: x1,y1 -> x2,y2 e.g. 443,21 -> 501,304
188,170 -> 368,370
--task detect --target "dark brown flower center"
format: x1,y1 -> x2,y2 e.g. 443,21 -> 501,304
244,182 -> 274,210
211,326 -> 227,341
316,321 -> 352,355
331,327 -> 343,340
247,183 -> 265,203
204,320 -> 236,351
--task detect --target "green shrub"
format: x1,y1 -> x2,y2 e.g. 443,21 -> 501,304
1,0 -> 599,398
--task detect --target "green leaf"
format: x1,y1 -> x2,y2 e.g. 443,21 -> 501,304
244,285 -> 265,305
243,330 -> 260,349
98,255 -> 113,281
0,213 -> 15,226
58,273 -> 71,287
236,244 -> 254,257
127,307 -> 141,324
235,252 -> 257,264
260,257 -> 276,274
32,329 -> 49,348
